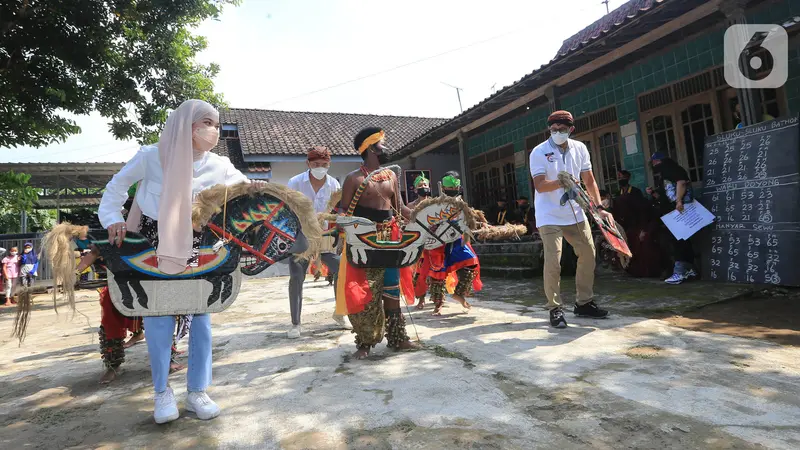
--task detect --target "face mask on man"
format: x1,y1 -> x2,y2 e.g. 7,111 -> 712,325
416,188 -> 431,197
619,179 -> 629,187
443,189 -> 460,198
551,131 -> 570,145
193,125 -> 219,152
310,167 -> 328,180
23,248 -> 31,254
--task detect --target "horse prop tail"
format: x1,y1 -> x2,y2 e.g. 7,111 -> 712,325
13,223 -> 87,343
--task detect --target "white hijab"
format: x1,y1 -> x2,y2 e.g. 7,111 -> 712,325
126,99 -> 219,274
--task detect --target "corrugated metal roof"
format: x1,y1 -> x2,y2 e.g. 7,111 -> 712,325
35,197 -> 102,209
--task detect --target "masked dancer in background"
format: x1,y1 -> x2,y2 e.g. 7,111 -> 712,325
425,171 -> 483,315
74,237 -> 191,385
335,127 -> 419,360
286,146 -> 352,338
407,174 -> 434,308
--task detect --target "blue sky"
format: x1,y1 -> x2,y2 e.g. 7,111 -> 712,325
1,0 -> 626,163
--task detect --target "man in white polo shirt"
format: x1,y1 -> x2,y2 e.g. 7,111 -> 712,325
529,110 -> 613,328
286,146 -> 352,338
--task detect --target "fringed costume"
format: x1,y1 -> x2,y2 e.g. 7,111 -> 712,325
336,204 -> 415,349
426,173 -> 483,313
335,129 -> 416,352
426,239 -> 483,312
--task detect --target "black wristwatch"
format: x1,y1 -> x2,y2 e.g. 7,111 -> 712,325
596,205 -> 606,212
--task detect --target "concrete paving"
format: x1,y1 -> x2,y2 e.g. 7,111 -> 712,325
1,275 -> 798,449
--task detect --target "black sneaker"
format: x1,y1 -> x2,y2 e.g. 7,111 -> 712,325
573,300 -> 609,318
549,307 -> 568,328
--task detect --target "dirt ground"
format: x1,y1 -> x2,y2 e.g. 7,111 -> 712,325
2,276 -> 800,449
662,290 -> 800,347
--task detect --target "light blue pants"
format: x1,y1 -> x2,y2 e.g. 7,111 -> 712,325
143,314 -> 212,393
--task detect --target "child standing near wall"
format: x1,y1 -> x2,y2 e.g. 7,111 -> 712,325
19,242 -> 39,289
2,247 -> 20,306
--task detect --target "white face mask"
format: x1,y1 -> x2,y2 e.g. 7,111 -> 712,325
10,252 -> 18,256
551,131 -> 570,145
310,167 -> 328,180
193,126 -> 219,152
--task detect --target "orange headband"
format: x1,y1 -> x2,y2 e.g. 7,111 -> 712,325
357,131 -> 385,154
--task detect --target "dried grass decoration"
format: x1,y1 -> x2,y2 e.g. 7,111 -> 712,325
13,223 -> 89,343
473,224 -> 528,242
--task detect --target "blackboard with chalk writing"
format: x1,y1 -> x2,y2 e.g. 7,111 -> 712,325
702,116 -> 800,286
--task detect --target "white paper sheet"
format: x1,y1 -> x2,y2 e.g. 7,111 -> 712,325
660,201 -> 715,240
625,134 -> 638,155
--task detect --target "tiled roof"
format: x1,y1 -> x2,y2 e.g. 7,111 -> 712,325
555,0 -> 665,60
212,137 -> 247,171
247,162 -> 272,173
217,109 -> 447,157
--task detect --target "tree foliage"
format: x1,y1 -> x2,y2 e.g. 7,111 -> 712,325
0,0 -> 238,148
0,171 -> 38,212
0,171 -> 41,234
0,209 -> 55,234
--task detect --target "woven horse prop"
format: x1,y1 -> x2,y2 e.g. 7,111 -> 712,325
335,166 -> 477,269
557,171 -> 632,267
14,183 -> 321,342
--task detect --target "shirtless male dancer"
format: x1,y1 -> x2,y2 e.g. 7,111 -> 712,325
336,127 -> 420,359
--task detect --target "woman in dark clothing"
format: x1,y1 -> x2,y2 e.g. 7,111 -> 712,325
612,189 -> 664,278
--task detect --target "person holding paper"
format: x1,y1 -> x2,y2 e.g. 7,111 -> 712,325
650,152 -> 697,284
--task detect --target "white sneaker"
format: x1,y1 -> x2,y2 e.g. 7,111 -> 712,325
287,325 -> 301,339
153,387 -> 180,424
186,391 -> 221,420
664,273 -> 685,284
332,314 -> 353,330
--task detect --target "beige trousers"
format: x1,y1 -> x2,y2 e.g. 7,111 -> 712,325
539,220 -> 596,309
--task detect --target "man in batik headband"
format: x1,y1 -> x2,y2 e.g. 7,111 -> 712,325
286,146 -> 351,338
529,109 -> 610,329
425,171 -> 482,315
335,127 -> 419,360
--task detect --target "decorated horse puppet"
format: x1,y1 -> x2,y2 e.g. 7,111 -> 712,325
13,182 -> 322,342
334,166 -> 478,270
557,171 -> 632,267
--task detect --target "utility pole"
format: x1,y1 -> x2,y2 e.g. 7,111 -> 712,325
602,0 -> 610,14
441,81 -> 464,113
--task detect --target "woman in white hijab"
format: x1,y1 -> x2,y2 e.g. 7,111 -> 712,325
98,99 -> 249,424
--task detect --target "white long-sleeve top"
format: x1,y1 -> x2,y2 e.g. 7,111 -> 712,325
98,144 -> 249,229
